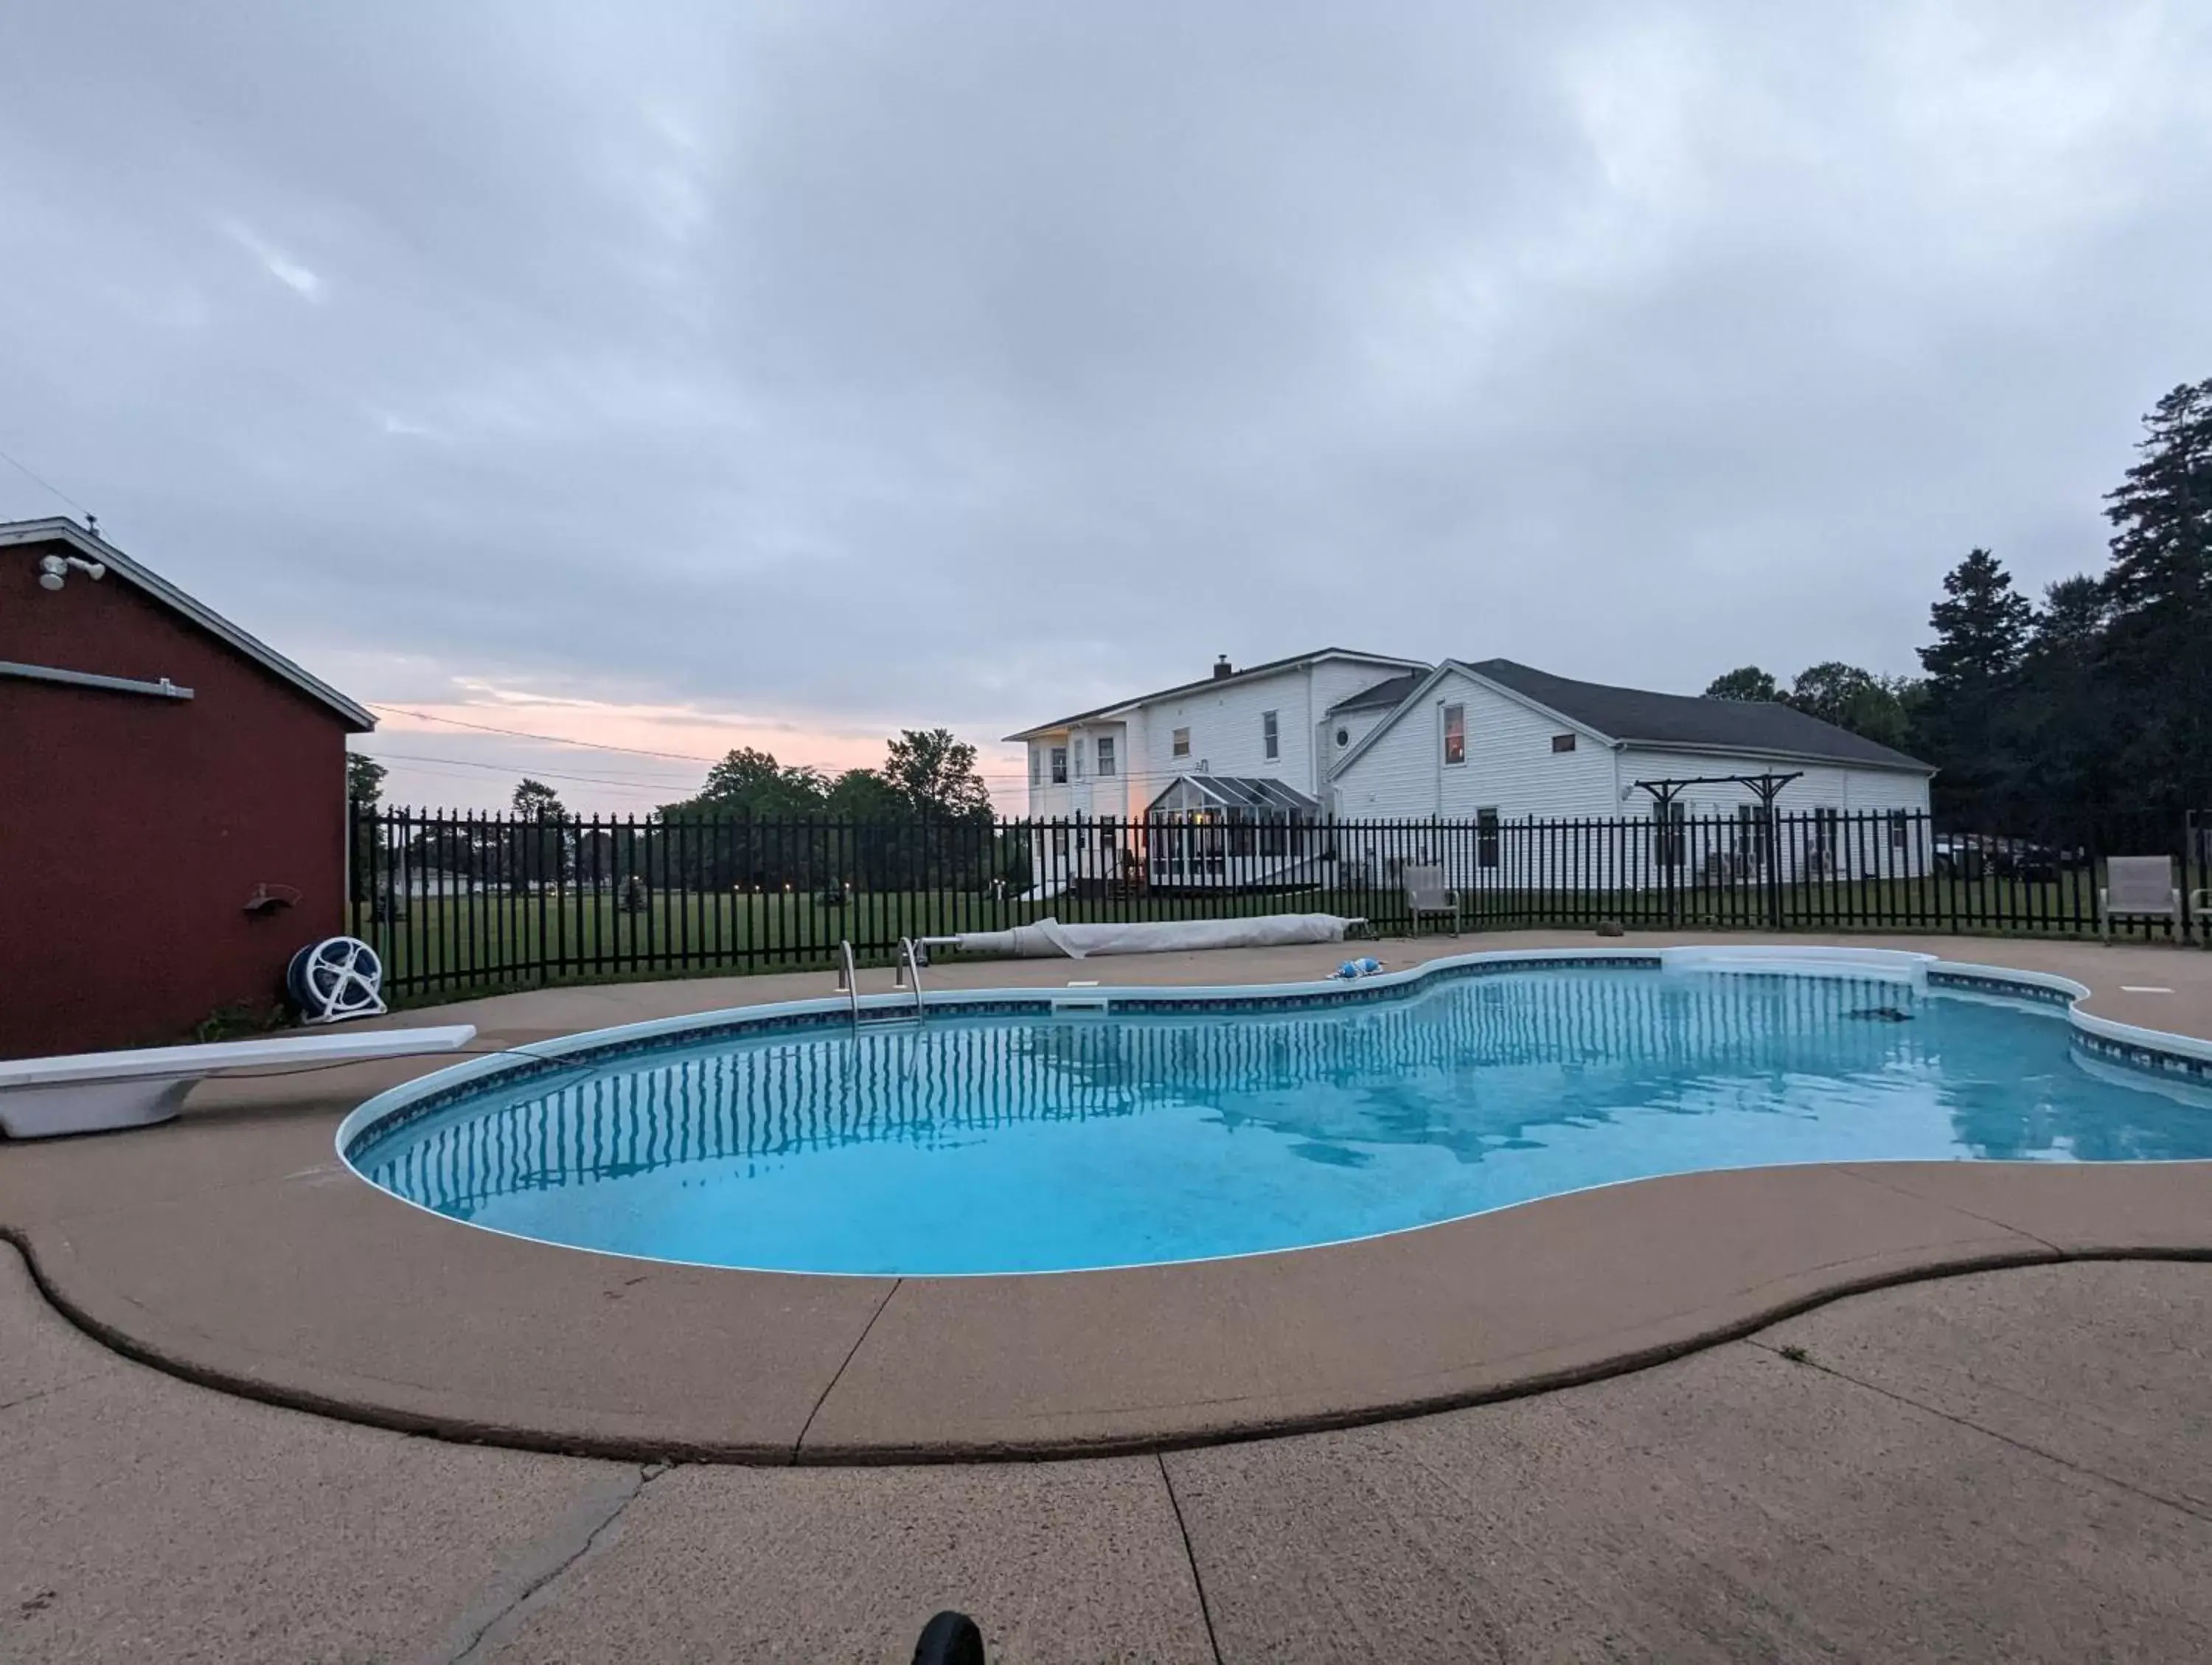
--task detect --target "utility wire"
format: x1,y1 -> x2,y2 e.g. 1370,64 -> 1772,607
367,700 -> 1044,785
355,748 -> 705,792
0,440 -> 92,520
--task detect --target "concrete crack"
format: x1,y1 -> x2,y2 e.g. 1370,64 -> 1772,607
1745,1338 -> 2212,1524
793,1277 -> 902,1459
0,1367 -> 114,1414
1833,1167 -> 2069,1257
1157,1454 -> 1225,1665
425,1461 -> 666,1665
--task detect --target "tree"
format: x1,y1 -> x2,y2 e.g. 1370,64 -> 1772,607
1915,549 -> 2032,821
2098,378 -> 2212,813
659,747 -> 829,820
512,778 -> 566,818
824,768 -> 902,818
882,729 -> 993,818
1704,667 -> 1781,702
1919,549 -> 2031,688
2005,575 -> 2118,830
2032,574 -> 2107,654
2103,378 -> 2212,622
347,751 -> 387,807
1779,663 -> 1920,752
506,779 -> 569,894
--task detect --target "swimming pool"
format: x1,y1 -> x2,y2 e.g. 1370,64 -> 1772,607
340,953 -> 2212,1276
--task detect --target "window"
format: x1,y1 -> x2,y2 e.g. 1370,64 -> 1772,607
1030,747 -> 1042,786
1735,803 -> 1772,871
1097,736 -> 1116,776
1335,726 -> 1349,747
1442,703 -> 1467,766
1551,733 -> 1576,754
1477,807 -> 1500,869
1074,737 -> 1086,779
1262,709 -> 1279,761
1653,800 -> 1686,867
1050,746 -> 1068,785
1172,726 -> 1191,758
1888,809 -> 1910,850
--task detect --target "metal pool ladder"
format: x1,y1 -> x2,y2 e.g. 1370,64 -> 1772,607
894,936 -> 928,1023
835,939 -> 928,1032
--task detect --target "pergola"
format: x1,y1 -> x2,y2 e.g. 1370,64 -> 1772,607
1627,771 -> 1804,812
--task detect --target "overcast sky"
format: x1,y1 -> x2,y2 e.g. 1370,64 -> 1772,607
4,1 -> 2209,811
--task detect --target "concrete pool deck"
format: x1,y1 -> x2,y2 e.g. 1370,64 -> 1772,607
4,931 -> 2211,1470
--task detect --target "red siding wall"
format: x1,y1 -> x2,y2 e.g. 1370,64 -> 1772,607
0,539 -> 355,1058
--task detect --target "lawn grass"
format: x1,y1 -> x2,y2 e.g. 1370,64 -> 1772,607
359,884 -> 1401,1004
361,866 -> 2208,1008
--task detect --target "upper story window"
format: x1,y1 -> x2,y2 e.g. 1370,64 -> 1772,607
1074,737 -> 1086,778
1172,726 -> 1191,759
1051,746 -> 1068,785
1262,709 -> 1279,761
1442,703 -> 1467,766
1551,733 -> 1576,754
1030,746 -> 1042,785
1097,736 -> 1117,776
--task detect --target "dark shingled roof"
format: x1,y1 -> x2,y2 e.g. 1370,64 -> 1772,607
1464,658 -> 1930,772
1326,672 -> 1424,715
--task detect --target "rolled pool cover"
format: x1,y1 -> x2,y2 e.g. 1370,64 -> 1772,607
931,914 -> 1361,960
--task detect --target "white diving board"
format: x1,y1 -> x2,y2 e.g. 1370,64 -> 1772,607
0,1026 -> 477,1139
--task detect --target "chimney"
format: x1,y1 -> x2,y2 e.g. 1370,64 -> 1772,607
1211,655 -> 1234,681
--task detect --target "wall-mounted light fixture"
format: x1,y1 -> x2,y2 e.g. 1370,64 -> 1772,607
38,554 -> 106,591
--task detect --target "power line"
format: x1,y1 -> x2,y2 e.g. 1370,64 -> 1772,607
368,698 -> 1038,785
366,698 -> 1261,793
369,703 -> 728,763
0,440 -> 92,520
356,748 -> 703,792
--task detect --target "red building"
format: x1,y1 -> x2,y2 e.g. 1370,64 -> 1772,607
0,518 -> 374,1059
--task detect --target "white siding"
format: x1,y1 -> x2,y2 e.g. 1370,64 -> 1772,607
1332,671 -> 1935,886
1134,667 -> 1318,806
1334,670 -> 1617,820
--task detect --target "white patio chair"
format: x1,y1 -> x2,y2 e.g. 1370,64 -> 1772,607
2099,855 -> 2209,940
1402,863 -> 1459,936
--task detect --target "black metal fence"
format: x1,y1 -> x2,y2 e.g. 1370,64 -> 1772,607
350,806 -> 2212,1003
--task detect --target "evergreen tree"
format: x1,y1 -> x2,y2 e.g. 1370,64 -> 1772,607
2099,378 -> 2212,813
1919,549 -> 2031,686
1915,549 -> 2031,821
2006,575 -> 2116,831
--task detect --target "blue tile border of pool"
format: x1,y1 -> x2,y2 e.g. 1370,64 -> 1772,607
338,948 -> 2212,1161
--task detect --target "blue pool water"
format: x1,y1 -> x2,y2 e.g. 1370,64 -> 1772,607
345,970 -> 2212,1275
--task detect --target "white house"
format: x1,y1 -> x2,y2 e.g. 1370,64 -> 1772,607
1004,647 -> 1427,891
1007,650 -> 1934,894
1329,658 -> 1934,888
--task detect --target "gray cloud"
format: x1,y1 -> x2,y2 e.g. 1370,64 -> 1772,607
6,0 -> 2211,789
